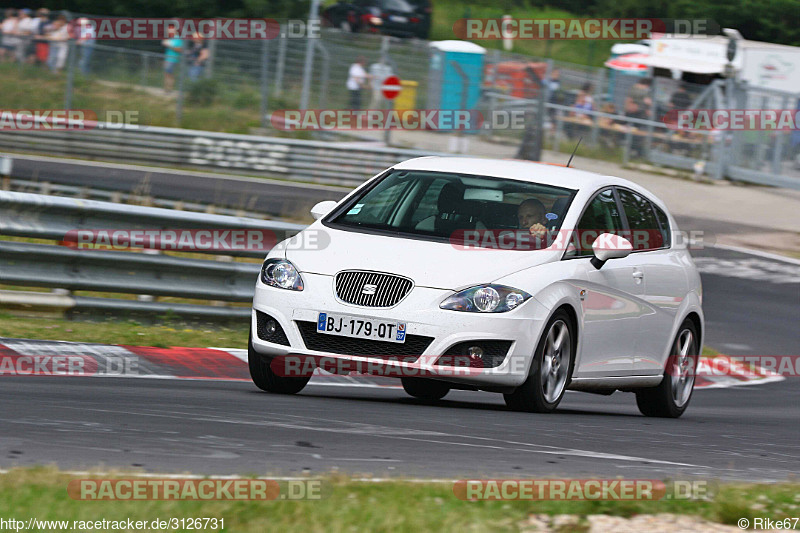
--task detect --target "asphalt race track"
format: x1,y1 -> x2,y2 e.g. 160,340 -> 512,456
1,156 -> 799,481
4,154 -> 347,219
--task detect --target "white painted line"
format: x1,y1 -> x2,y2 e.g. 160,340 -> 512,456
697,241 -> 800,266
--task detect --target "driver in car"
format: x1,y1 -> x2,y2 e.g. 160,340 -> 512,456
518,199 -> 548,238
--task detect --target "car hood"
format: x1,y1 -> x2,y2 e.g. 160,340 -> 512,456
283,225 -> 560,290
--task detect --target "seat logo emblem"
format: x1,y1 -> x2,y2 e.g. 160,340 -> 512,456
362,284 -> 378,295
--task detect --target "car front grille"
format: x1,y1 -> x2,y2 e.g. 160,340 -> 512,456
334,270 -> 413,307
295,321 -> 432,359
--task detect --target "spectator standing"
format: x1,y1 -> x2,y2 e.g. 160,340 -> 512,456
346,56 -> 369,110
161,27 -> 183,92
31,8 -> 50,65
76,17 -> 96,75
15,9 -> 36,64
46,15 -> 69,73
0,9 -> 19,63
186,33 -> 209,82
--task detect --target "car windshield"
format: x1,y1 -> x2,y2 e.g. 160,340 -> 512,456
325,169 -> 576,247
382,0 -> 414,11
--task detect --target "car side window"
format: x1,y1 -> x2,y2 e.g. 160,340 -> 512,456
572,188 -> 624,257
652,204 -> 671,248
617,189 -> 664,251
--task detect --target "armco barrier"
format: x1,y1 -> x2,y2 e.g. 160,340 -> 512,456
0,191 -> 306,319
0,124 -> 443,186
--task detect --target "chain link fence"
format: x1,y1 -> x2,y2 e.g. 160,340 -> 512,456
1,16 -> 799,188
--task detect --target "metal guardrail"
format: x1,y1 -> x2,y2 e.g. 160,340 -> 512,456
0,124 -> 442,186
0,191 -> 306,320
0,190 -> 302,258
4,177 -> 289,225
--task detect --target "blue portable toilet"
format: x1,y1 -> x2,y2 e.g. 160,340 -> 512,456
428,40 -> 486,112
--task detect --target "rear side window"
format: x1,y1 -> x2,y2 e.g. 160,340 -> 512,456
617,189 -> 664,251
572,188 -> 624,257
653,204 -> 671,248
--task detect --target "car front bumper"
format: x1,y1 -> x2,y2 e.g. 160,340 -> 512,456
250,272 -> 550,388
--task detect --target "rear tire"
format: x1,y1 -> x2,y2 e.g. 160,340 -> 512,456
401,377 -> 450,400
248,331 -> 309,394
635,319 -> 699,418
504,309 -> 574,413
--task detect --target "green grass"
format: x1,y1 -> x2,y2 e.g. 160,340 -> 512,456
0,467 -> 799,532
0,63 -> 290,134
430,0 -> 617,67
0,313 -> 247,348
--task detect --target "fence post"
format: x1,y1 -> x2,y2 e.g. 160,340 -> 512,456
644,76 -> 657,158
260,38 -> 271,129
299,0 -> 321,110
315,41 -> 330,110
205,36 -> 216,79
771,95 -> 788,176
176,52 -> 186,126
553,108 -> 564,152
0,157 -> 12,190
275,30 -> 286,95
622,125 -> 632,165
141,53 -> 149,87
64,39 -> 77,109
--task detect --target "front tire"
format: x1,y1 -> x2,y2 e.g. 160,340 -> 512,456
401,377 -> 450,400
248,331 -> 310,394
504,310 -> 574,413
635,319 -> 699,418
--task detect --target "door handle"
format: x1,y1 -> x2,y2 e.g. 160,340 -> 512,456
632,270 -> 644,279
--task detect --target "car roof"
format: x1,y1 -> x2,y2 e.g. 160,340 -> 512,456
393,156 -> 666,208
395,157 -> 622,190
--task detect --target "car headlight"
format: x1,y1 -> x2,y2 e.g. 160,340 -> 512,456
440,285 -> 531,313
261,259 -> 304,291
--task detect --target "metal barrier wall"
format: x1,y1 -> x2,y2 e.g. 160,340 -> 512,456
0,124 -> 442,186
0,191 -> 306,319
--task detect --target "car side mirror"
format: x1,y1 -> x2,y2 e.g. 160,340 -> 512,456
590,233 -> 633,269
310,200 -> 337,221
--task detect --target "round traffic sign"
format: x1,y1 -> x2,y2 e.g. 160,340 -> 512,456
381,76 -> 402,100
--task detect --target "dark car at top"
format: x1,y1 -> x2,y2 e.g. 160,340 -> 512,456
323,0 -> 431,39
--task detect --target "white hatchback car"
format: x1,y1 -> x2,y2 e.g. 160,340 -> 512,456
249,157 -> 704,418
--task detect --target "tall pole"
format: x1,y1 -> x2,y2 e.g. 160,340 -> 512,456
260,38 -> 270,128
65,40 -> 77,109
299,0 -> 320,110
